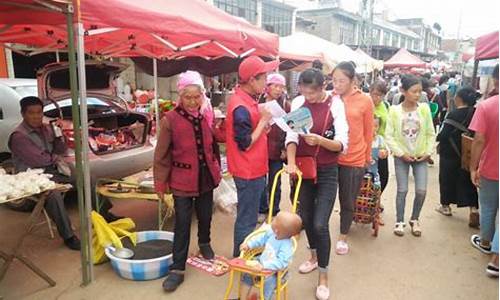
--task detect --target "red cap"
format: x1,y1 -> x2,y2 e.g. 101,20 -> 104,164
238,56 -> 279,82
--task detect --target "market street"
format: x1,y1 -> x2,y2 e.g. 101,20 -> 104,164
0,158 -> 497,300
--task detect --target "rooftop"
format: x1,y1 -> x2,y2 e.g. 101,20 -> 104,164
298,6 -> 422,39
297,6 -> 360,21
372,17 -> 420,39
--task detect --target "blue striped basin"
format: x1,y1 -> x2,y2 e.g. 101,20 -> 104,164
105,230 -> 174,281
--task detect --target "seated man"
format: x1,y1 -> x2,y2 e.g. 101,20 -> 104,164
8,97 -> 81,250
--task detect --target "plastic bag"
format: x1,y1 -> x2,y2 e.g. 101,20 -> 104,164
213,177 -> 237,216
91,211 -> 137,264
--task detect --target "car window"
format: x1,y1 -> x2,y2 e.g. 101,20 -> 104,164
13,86 -> 38,98
44,97 -> 124,118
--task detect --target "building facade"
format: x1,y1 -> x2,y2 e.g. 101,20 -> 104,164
296,8 -> 360,45
213,0 -> 295,36
297,6 -> 442,61
394,18 -> 442,55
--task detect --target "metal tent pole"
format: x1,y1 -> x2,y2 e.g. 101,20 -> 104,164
153,57 -> 161,228
64,3 -> 91,285
153,58 -> 160,139
75,20 -> 94,285
472,59 -> 479,88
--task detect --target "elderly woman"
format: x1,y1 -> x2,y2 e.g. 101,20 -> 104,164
258,73 -> 291,218
154,71 -> 221,292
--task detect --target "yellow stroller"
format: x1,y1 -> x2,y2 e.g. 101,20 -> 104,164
223,169 -> 302,300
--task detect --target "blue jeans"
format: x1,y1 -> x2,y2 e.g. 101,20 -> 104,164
394,158 -> 428,223
492,228 -> 499,254
299,165 -> 338,269
479,177 -> 499,243
233,176 -> 266,257
259,160 -> 284,216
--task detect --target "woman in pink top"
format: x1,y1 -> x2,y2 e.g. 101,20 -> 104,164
332,62 -> 374,255
469,65 -> 499,276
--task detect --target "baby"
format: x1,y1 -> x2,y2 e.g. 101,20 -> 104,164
239,212 -> 303,300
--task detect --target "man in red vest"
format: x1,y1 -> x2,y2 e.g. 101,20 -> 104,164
226,56 -> 277,257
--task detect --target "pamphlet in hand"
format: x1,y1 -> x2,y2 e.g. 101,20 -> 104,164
258,100 -> 287,125
275,107 -> 313,134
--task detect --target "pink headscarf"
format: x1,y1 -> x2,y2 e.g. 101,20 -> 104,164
177,71 -> 214,126
266,73 -> 286,86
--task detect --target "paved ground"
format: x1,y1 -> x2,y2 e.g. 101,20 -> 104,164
0,159 -> 498,300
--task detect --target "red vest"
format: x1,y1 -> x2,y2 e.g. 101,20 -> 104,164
226,88 -> 268,179
166,108 -> 221,192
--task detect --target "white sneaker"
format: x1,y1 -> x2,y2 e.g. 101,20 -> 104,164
393,222 -> 405,236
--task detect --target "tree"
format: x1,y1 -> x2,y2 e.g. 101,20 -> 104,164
433,22 -> 442,33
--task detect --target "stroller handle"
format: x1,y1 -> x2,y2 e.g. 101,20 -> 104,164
267,168 -> 302,224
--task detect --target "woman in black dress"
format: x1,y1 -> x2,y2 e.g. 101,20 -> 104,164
436,86 -> 479,227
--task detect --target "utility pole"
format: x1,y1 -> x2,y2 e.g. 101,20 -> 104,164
256,0 -> 263,27
455,7 -> 463,71
359,0 -> 374,56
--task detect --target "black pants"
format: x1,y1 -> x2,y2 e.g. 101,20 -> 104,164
42,169 -> 74,240
378,157 -> 389,193
338,165 -> 366,235
44,168 -> 113,239
299,166 -> 338,269
171,191 -> 213,271
439,155 -> 478,208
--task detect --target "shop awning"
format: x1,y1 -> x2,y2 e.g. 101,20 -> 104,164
280,32 -> 361,73
0,0 -> 279,59
475,31 -> 499,61
384,48 -> 426,69
355,48 -> 384,72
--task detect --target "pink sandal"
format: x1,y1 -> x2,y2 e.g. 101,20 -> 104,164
298,260 -> 318,274
316,285 -> 330,300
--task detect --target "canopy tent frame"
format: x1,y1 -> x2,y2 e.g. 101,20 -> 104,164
0,3 -> 167,287
0,0 -> 280,288
0,0 -> 95,286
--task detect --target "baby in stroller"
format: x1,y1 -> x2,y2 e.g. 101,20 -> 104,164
239,212 -> 302,300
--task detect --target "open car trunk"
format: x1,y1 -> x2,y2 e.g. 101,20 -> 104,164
39,60 -> 151,155
45,106 -> 150,155
86,113 -> 149,155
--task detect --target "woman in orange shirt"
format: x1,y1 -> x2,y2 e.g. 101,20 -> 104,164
333,62 -> 374,255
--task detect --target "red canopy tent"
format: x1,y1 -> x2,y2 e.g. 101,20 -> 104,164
0,0 -> 279,287
475,31 -> 499,61
472,31 -> 499,86
0,0 -> 279,59
384,48 -> 426,69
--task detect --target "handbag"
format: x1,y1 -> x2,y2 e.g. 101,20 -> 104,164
295,97 -> 333,181
295,156 -> 318,180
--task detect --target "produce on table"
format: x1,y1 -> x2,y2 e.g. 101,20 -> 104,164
0,168 -> 56,202
158,99 -> 175,113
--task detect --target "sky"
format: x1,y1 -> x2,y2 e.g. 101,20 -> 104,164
286,0 -> 499,39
